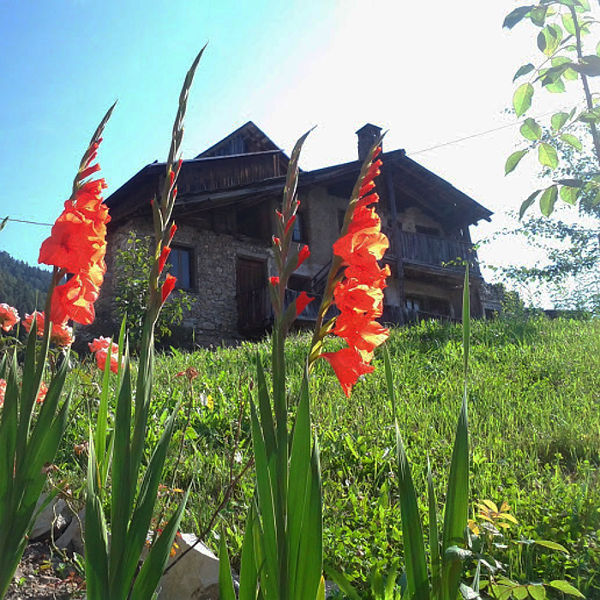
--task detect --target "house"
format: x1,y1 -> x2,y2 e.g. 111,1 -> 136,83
96,121 -> 492,346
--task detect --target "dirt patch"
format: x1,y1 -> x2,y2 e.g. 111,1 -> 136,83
5,542 -> 85,600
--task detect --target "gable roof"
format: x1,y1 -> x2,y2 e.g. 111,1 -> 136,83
105,122 -> 492,227
195,121 -> 282,158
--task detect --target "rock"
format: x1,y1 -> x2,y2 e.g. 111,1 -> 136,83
55,509 -> 85,555
30,494 -> 69,541
156,533 -> 219,600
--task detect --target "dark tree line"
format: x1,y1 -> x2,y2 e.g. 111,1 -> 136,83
0,251 -> 51,316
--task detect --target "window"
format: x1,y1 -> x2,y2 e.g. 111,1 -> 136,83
169,246 -> 193,290
292,213 -> 307,242
405,297 -> 420,312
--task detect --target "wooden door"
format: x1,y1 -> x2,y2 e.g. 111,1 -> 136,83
236,257 -> 268,332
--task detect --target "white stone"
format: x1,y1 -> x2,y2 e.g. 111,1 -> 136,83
156,533 -> 220,600
55,508 -> 85,555
30,494 -> 68,541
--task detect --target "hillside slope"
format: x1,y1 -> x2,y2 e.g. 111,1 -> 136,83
0,250 -> 51,315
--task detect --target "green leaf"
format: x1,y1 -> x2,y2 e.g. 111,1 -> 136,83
427,458 -> 441,594
324,565 -> 361,600
535,539 -> 569,553
238,509 -> 259,600
530,5 -> 547,26
218,534 -> 237,600
527,584 -> 547,600
520,118 -> 542,141
539,185 -> 559,216
505,149 -> 529,175
538,143 -> 559,169
130,488 -> 190,600
596,40 -> 600,58
560,185 -> 580,205
578,109 -> 600,123
513,63 -> 535,82
549,580 -> 585,597
562,12 -> 576,34
551,112 -> 569,130
560,133 -> 582,150
441,397 -> 469,600
545,76 -> 566,93
520,190 -> 541,219
513,83 -> 534,117
575,55 -> 600,77
395,425 -> 430,600
503,5 -> 534,29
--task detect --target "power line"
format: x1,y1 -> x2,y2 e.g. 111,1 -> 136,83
3,217 -> 52,227
408,109 -> 561,156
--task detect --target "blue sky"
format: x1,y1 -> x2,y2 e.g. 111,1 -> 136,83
0,0 -> 588,304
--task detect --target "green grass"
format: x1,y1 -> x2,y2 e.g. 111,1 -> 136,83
57,316 -> 600,597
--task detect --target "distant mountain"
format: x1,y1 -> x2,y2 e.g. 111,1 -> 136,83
0,251 -> 51,316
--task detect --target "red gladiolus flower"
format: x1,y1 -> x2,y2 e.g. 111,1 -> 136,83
284,215 -> 296,235
168,223 -> 177,244
269,276 -> 280,286
0,378 -> 6,407
158,246 -> 171,274
161,274 -> 177,303
50,322 -> 74,347
39,209 -> 106,274
320,146 -> 389,396
36,382 -> 48,404
321,347 -> 374,398
50,273 -> 100,326
0,303 -> 19,332
90,337 -> 122,374
95,347 -> 123,374
39,132 -> 110,328
295,291 -> 314,317
23,312 -> 45,337
88,336 -> 114,353
297,245 -> 310,268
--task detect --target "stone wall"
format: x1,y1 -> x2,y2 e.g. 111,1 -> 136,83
93,216 -> 272,346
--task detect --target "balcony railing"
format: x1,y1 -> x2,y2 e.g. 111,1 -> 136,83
391,231 -> 480,274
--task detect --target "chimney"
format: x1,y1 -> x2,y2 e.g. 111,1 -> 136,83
356,123 -> 382,161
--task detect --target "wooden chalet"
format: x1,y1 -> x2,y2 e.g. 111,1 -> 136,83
97,121 -> 492,345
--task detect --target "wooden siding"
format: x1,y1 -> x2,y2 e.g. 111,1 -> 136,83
180,152 -> 286,195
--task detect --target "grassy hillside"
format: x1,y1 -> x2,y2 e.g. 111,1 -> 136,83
60,316 -> 600,595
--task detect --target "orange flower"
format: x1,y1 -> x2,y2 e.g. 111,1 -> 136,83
176,366 -> 199,381
36,382 -> 48,404
95,347 -> 122,374
0,378 -> 6,407
50,322 -> 74,347
23,312 -> 45,337
0,303 -> 19,332
39,208 -> 105,274
319,146 -> 389,395
88,336 -> 114,353
89,336 -> 122,374
38,131 -> 110,328
321,347 -> 374,397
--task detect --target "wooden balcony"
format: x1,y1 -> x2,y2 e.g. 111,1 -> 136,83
390,231 -> 480,275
